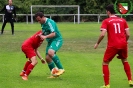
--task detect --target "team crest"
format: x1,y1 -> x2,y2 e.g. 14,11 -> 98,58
118,3 -> 128,14
114,0 -> 133,16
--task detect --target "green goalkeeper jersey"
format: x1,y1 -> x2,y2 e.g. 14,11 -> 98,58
41,18 -> 62,42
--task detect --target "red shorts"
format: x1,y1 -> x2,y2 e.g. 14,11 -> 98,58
103,47 -> 127,62
21,45 -> 36,59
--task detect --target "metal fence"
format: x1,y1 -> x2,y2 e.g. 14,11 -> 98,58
0,14 -> 133,24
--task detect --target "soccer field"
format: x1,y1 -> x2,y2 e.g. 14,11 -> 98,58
0,22 -> 133,88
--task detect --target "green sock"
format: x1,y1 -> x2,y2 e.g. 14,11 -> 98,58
48,61 -> 55,71
52,54 -> 63,69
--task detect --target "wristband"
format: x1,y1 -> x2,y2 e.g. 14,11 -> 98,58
41,58 -> 43,60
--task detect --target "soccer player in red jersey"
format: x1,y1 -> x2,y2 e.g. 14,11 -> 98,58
94,4 -> 133,88
20,30 -> 45,80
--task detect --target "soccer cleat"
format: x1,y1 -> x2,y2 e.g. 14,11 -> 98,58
100,85 -> 110,88
20,72 -> 25,76
47,75 -> 59,79
55,69 -> 65,76
129,80 -> 133,87
22,76 -> 28,80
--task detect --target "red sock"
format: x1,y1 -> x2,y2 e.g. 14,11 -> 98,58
103,65 -> 109,86
23,61 -> 31,71
25,64 -> 34,76
123,62 -> 132,80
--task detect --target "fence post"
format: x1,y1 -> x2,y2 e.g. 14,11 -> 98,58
74,15 -> 75,24
26,14 -> 28,24
98,14 -> 100,24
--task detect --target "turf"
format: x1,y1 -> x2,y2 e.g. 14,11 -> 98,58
0,22 -> 133,88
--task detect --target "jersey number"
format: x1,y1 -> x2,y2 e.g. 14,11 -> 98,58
113,23 -> 121,33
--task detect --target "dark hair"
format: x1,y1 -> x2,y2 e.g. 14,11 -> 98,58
106,4 -> 115,14
34,12 -> 44,18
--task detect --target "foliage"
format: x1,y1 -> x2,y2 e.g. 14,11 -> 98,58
0,0 -> 133,22
0,0 -> 117,14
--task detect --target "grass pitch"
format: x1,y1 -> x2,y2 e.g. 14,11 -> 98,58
0,22 -> 133,88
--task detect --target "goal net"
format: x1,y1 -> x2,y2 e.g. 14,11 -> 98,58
30,5 -> 80,24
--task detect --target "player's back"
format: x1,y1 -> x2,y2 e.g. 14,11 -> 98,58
30,30 -> 44,49
105,16 -> 128,48
22,30 -> 43,49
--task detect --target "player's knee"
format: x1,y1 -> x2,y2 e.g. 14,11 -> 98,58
45,56 -> 53,63
121,59 -> 127,63
102,61 -> 109,65
31,57 -> 38,65
48,49 -> 55,57
32,60 -> 38,65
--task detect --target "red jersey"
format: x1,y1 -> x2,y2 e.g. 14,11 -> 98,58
101,16 -> 129,48
22,30 -> 43,49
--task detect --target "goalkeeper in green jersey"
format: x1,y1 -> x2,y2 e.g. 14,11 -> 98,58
35,12 -> 65,78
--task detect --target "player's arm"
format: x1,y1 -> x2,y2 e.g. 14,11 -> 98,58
13,6 -> 16,18
39,32 -> 55,40
124,20 -> 130,41
39,22 -> 56,40
43,32 -> 55,38
94,29 -> 107,49
43,21 -> 56,38
35,49 -> 45,64
125,28 -> 130,41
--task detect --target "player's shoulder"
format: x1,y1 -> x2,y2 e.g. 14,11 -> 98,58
119,17 -> 126,21
102,18 -> 109,23
47,18 -> 51,22
115,17 -> 127,23
48,18 -> 54,22
104,16 -> 125,22
47,18 -> 55,24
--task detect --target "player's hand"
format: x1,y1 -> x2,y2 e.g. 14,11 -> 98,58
38,34 -> 46,40
40,35 -> 47,40
94,43 -> 99,49
41,59 -> 45,64
36,33 -> 42,37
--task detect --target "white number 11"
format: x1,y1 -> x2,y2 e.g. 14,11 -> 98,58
113,23 -> 121,33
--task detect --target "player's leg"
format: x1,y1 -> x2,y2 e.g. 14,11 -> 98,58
49,40 -> 64,69
49,49 -> 65,76
45,51 -> 58,78
25,56 -> 38,75
52,54 -> 63,69
20,60 -> 31,76
48,40 -> 65,76
102,61 -> 110,88
1,17 -> 8,34
52,54 -> 65,76
20,45 -> 32,76
121,59 -> 133,87
118,48 -> 133,87
46,54 -> 56,71
101,47 -> 117,88
21,45 -> 37,80
45,54 -> 59,78
45,45 -> 57,78
46,42 -> 64,78
22,56 -> 38,80
9,18 -> 14,35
